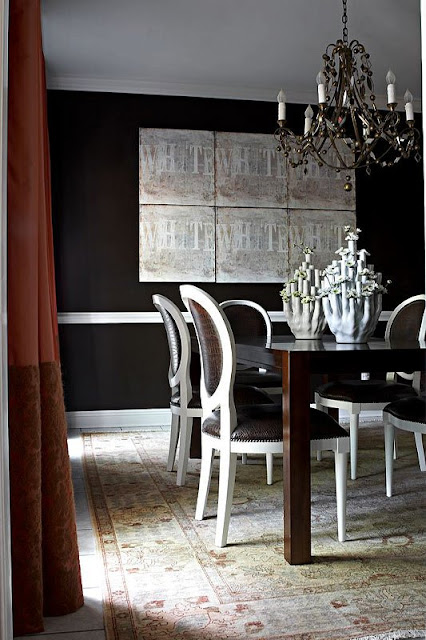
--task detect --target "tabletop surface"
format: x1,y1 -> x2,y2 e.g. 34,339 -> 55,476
237,335 -> 426,352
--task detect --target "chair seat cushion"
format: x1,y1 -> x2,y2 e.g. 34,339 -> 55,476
171,389 -> 202,409
316,379 -> 417,403
171,385 -> 274,409
234,368 -> 282,388
202,405 -> 348,443
383,396 -> 426,424
233,385 -> 274,405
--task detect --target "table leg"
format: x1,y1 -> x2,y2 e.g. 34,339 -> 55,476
282,351 -> 312,564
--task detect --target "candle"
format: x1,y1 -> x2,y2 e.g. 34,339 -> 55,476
314,269 -> 320,289
277,89 -> 286,121
404,89 -> 414,121
316,71 -> 326,104
386,69 -> 396,105
304,105 -> 314,134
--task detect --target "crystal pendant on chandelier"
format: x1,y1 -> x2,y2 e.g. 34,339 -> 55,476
275,0 -> 421,187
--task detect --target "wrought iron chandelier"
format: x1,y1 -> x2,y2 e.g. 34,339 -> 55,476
275,0 -> 421,191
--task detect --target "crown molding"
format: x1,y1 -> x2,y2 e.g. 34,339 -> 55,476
45,74 -> 422,112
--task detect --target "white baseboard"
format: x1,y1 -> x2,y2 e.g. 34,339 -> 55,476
66,408 -> 172,430
66,407 -> 383,430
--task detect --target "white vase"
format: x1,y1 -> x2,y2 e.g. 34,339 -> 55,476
320,228 -> 387,344
284,298 -> 327,339
282,252 -> 327,340
323,293 -> 382,343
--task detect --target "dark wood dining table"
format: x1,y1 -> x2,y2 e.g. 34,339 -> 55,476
235,335 -> 426,565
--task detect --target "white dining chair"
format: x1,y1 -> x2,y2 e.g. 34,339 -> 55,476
181,284 -> 350,547
315,294 -> 425,480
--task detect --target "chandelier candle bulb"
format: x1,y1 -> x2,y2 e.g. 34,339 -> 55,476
277,89 -> 286,122
316,71 -> 327,104
304,105 -> 314,134
404,90 -> 414,121
386,69 -> 397,105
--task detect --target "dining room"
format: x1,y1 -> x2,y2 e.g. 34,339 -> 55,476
2,1 -> 426,639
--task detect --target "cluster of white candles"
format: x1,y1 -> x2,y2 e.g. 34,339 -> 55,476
282,250 -> 321,305
277,68 -> 415,128
319,236 -> 382,300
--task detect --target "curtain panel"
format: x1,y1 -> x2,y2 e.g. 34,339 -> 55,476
7,0 -> 83,633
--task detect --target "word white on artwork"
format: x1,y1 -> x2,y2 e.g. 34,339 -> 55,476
289,224 -> 348,253
140,218 -> 347,254
140,143 -> 285,179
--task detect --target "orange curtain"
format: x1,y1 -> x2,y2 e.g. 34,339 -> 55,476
7,0 -> 84,634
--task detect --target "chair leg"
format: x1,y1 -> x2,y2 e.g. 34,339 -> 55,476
414,432 -> 426,471
314,401 -> 327,462
334,450 -> 347,542
241,453 -> 248,465
384,421 -> 395,497
177,416 -> 193,486
349,413 -> 360,480
195,444 -> 215,521
266,452 -> 274,485
215,451 -> 238,547
393,434 -> 398,460
167,413 -> 180,472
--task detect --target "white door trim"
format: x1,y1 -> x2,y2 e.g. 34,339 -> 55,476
0,0 -> 12,638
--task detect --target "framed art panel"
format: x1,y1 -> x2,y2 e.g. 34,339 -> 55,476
139,204 -> 215,282
139,128 -> 215,206
215,131 -> 287,207
216,207 -> 288,283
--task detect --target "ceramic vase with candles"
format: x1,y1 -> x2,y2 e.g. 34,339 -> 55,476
318,226 -> 390,343
280,246 -> 327,340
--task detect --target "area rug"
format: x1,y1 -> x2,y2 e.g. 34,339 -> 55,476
82,423 -> 426,640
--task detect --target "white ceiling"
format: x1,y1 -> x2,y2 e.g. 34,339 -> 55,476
41,0 -> 422,111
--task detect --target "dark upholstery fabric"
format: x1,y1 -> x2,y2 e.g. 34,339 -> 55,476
171,389 -> 202,408
233,385 -> 275,405
171,385 -> 274,409
316,379 -> 417,403
202,405 -> 348,443
387,299 -> 425,342
156,305 -> 181,376
222,304 -> 266,338
383,396 -> 426,423
187,299 -> 223,396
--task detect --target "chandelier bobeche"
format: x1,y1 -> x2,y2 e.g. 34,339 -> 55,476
275,0 -> 421,191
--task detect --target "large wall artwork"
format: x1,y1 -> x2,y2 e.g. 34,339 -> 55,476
139,128 -> 356,283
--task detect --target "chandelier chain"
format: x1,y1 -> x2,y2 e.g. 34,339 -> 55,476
342,0 -> 348,44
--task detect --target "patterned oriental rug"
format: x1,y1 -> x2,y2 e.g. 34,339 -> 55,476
82,424 -> 426,640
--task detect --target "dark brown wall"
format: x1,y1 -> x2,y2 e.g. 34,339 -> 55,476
48,90 -> 424,411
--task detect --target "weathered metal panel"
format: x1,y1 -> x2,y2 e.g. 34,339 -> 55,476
288,209 -> 357,274
287,147 -> 356,210
216,207 -> 289,283
215,132 -> 287,207
138,128 -> 357,282
139,128 -> 215,206
139,204 -> 215,282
